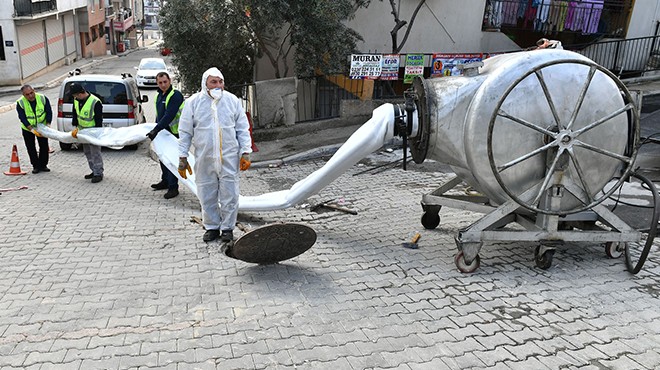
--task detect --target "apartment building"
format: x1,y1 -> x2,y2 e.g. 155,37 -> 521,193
0,0 -> 103,85
1,0 -> 144,85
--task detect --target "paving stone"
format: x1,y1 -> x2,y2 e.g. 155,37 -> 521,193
62,347 -> 105,362
195,345 -> 232,363
475,346 -> 517,367
79,357 -> 120,370
2,134 -> 660,369
442,352 -> 488,369
117,353 -> 158,368
39,360 -> 83,370
22,350 -> 68,367
157,348 -> 195,366
176,360 -> 216,370
214,354 -> 255,369
504,356 -> 553,370
599,354 -> 647,370
444,337 -> 487,357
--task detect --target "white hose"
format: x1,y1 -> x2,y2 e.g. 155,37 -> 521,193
237,103 -> 396,211
35,103 -> 396,211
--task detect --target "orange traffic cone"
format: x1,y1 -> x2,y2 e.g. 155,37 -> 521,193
4,144 -> 26,176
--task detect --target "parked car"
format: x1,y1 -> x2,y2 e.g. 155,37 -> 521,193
56,73 -> 148,151
135,57 -> 168,88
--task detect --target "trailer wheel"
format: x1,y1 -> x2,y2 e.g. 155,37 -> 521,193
421,212 -> 440,229
535,245 -> 554,270
455,251 -> 480,273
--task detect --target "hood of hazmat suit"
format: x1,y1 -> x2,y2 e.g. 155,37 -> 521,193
178,67 -> 252,230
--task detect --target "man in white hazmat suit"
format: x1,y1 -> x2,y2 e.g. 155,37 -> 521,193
177,67 -> 253,243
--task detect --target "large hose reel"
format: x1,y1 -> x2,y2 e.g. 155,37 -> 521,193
394,50 -> 656,273
486,59 -> 639,216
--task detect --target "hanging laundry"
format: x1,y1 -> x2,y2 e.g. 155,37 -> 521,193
564,1 -> 578,31
490,0 -> 504,29
538,0 -> 553,34
583,0 -> 604,34
571,0 -> 589,32
524,0 -> 538,29
502,0 -> 520,25
517,0 -> 528,19
551,0 -> 569,32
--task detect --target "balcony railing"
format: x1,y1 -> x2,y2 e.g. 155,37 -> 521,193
568,35 -> 660,78
14,0 -> 57,17
113,15 -> 134,32
483,0 -> 631,38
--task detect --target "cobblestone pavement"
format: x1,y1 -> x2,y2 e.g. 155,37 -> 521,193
1,143 -> 659,370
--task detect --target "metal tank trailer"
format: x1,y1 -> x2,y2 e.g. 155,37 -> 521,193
143,49 -> 657,270
395,49 -> 658,273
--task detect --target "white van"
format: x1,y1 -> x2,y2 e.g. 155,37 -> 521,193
56,73 -> 148,150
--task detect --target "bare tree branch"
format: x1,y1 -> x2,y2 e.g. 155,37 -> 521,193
395,0 -> 426,53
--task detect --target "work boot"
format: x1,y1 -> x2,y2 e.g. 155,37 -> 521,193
151,181 -> 168,190
32,168 -> 40,174
91,175 -> 103,183
84,173 -> 94,179
40,167 -> 50,172
163,188 -> 179,199
203,229 -> 220,242
220,230 -> 234,243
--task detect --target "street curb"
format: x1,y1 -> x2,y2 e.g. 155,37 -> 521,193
0,103 -> 16,114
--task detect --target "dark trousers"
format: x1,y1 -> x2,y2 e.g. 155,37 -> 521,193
160,130 -> 178,190
22,129 -> 49,170
160,161 -> 178,190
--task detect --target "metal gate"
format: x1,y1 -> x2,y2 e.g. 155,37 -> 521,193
46,17 -> 64,63
17,21 -> 47,78
63,14 -> 75,56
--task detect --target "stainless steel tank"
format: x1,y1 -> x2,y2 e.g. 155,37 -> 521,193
408,49 -> 638,215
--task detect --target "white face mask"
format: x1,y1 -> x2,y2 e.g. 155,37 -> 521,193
209,87 -> 223,100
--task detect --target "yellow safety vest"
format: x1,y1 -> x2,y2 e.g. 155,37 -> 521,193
74,94 -> 101,128
17,93 -> 47,131
155,89 -> 184,134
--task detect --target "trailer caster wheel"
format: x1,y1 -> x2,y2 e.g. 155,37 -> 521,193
454,251 -> 480,273
421,212 -> 440,229
535,245 -> 555,270
605,242 -> 624,259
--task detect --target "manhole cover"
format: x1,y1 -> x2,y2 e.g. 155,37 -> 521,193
227,223 -> 316,264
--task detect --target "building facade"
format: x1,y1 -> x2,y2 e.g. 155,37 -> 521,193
0,0 -> 110,85
143,0 -> 159,30
254,0 -> 660,81
105,0 -> 143,54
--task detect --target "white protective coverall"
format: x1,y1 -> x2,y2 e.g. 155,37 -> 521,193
178,67 -> 252,231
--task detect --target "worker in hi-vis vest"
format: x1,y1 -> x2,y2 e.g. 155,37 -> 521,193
16,84 -> 52,174
146,71 -> 185,200
69,83 -> 104,183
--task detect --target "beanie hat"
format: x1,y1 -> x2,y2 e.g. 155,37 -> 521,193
69,83 -> 85,95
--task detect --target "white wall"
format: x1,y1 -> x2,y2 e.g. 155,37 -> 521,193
0,20 -> 21,85
626,0 -> 660,38
57,0 -> 88,12
347,0 -> 517,55
0,2 -> 13,18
